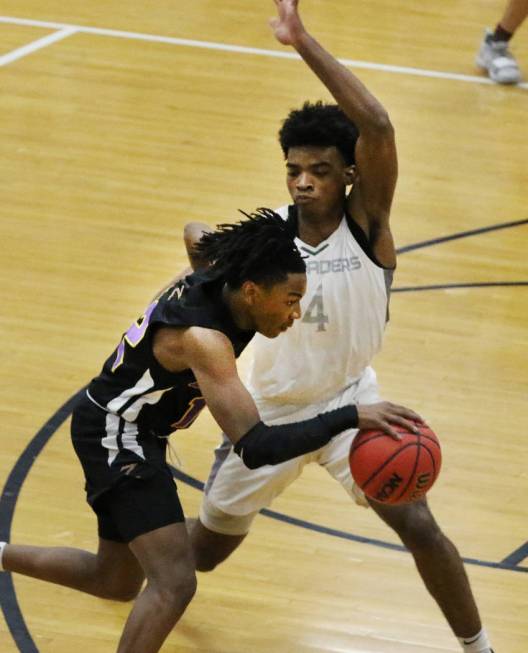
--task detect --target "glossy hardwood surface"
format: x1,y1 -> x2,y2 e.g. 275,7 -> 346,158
1,1 -> 527,651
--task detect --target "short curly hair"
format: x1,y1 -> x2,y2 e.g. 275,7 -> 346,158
279,101 -> 359,165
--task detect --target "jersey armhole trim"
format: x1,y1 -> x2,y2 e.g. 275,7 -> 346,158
345,212 -> 395,271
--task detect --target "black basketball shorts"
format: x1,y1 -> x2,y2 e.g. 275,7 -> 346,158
71,394 -> 184,543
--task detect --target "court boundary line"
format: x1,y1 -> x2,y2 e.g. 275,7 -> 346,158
393,281 -> 528,293
1,217 -> 528,652
397,218 -> 528,254
0,26 -> 77,67
0,390 -> 83,653
501,541 -> 528,566
1,389 -> 526,653
1,14 -> 527,89
169,466 -> 528,572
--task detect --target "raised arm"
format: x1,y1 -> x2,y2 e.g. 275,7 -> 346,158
270,0 -> 397,267
153,326 -> 423,468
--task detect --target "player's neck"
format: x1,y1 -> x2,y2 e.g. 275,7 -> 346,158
296,207 -> 343,246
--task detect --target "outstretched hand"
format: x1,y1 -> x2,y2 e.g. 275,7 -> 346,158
269,0 -> 306,46
356,402 -> 425,440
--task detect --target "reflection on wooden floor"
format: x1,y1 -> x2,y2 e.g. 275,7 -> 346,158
1,1 -> 527,651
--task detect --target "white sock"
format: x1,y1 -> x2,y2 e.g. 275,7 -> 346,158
458,628 -> 493,652
0,542 -> 6,571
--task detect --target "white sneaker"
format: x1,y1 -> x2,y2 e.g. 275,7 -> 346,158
0,541 -> 6,571
476,28 -> 522,84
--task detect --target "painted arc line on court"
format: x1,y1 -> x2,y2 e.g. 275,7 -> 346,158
501,541 -> 528,566
169,466 -> 527,573
1,215 -> 528,651
0,390 -> 85,653
392,281 -> 528,293
0,15 -> 527,90
0,27 -> 77,67
0,312 -> 526,653
397,218 -> 528,254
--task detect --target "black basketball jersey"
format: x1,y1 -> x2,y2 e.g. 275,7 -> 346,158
86,271 -> 255,437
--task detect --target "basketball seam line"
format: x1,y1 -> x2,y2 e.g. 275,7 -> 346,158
359,442 -> 417,491
395,432 -> 422,501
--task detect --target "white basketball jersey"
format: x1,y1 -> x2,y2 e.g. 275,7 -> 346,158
247,205 -> 393,407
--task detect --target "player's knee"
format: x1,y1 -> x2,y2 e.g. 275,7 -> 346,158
111,584 -> 142,603
154,570 -> 197,610
194,558 -> 216,573
99,575 -> 144,602
193,548 -> 228,572
405,521 -> 446,552
191,531 -> 246,572
177,571 -> 198,607
191,505 -> 250,572
191,528 -> 237,571
395,506 -> 446,552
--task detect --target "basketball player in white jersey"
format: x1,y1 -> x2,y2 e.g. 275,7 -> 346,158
185,2 -> 495,652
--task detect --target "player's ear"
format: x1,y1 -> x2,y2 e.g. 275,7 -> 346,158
344,165 -> 357,186
241,280 -> 259,305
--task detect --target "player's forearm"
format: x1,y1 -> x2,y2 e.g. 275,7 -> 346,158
292,31 -> 391,134
234,405 -> 359,469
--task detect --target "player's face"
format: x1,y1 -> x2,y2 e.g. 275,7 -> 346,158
249,273 -> 306,338
285,146 -> 354,218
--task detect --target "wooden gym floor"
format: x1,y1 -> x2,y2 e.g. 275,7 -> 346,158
0,2 -> 527,651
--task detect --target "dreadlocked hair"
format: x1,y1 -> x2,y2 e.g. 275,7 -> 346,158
193,208 -> 306,289
279,101 -> 359,165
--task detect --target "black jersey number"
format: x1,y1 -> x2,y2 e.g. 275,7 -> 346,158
171,396 -> 206,430
112,300 -> 158,372
302,283 -> 329,332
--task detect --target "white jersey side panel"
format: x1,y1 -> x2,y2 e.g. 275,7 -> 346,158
247,206 -> 391,406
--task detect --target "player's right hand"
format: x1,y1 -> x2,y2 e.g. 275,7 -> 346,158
269,0 -> 305,47
356,402 -> 424,440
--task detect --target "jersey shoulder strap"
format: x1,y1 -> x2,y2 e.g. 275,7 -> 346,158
154,271 -> 254,356
344,211 -> 390,269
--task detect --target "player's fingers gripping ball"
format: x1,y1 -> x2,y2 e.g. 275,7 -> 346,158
349,425 -> 442,504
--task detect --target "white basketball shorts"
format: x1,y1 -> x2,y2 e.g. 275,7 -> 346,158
199,366 -> 381,535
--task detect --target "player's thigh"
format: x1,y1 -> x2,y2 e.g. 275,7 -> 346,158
94,537 -> 145,598
205,446 -> 307,518
319,429 -> 368,503
319,369 -> 382,501
96,537 -> 144,577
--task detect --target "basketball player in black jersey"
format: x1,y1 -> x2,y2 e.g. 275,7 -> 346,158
183,2 -> 495,653
0,210 -> 421,653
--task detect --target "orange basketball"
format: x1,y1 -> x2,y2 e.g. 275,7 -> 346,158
349,424 -> 442,504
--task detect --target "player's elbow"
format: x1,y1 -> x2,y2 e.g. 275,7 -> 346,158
183,221 -> 211,242
364,110 -> 394,137
183,222 -> 212,270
